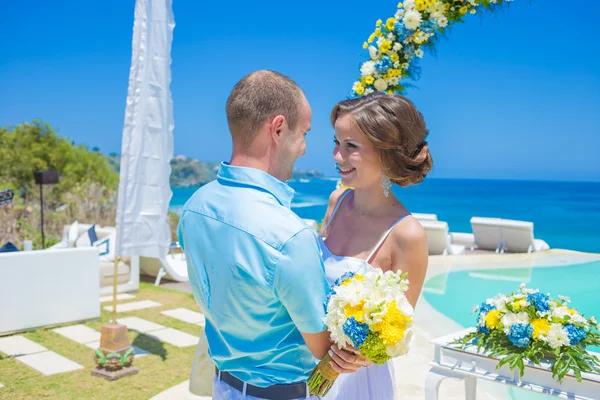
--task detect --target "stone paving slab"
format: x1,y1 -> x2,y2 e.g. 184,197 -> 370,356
161,308 -> 205,326
16,351 -> 83,376
146,328 -> 199,348
117,317 -> 166,333
103,300 -> 161,313
53,325 -> 101,344
99,293 -> 136,303
0,336 -> 47,357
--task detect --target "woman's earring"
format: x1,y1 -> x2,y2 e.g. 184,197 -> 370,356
381,174 -> 391,198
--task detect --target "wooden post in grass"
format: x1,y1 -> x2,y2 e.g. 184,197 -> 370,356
92,257 -> 139,380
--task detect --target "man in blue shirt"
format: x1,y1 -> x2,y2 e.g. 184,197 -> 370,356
178,71 -> 364,399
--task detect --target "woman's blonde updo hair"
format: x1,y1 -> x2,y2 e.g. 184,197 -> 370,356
330,92 -> 433,187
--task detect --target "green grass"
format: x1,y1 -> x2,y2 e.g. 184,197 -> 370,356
0,283 -> 204,400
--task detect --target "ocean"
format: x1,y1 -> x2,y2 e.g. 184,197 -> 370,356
171,178 -> 600,254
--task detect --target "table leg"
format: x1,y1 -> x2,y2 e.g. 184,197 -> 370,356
425,367 -> 451,400
465,375 -> 477,400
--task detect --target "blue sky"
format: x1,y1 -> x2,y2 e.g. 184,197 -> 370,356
1,0 -> 599,181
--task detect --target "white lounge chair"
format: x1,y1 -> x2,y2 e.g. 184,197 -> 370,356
419,220 -> 465,256
413,213 -> 438,221
140,242 -> 189,286
500,219 -> 550,253
470,217 -> 505,252
470,217 -> 549,253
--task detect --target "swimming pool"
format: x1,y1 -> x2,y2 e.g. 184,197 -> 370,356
423,255 -> 600,399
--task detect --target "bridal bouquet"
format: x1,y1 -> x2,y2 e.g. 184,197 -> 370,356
307,269 -> 414,396
454,284 -> 600,382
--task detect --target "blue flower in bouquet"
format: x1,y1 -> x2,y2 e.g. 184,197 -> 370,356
508,324 -> 534,348
333,271 -> 355,288
343,317 -> 370,348
420,20 -> 437,34
404,44 -> 416,58
478,326 -> 491,334
375,56 -> 393,74
564,324 -> 587,345
479,303 -> 496,314
394,22 -> 413,41
527,292 -> 550,313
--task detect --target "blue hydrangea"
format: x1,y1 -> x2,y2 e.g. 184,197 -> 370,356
394,22 -> 413,41
420,20 -> 437,34
343,317 -> 370,348
527,292 -> 550,313
476,303 -> 496,334
478,326 -> 490,334
479,303 -> 496,314
403,45 -> 416,58
508,324 -> 534,348
564,324 -> 587,345
333,271 -> 355,288
375,56 -> 393,74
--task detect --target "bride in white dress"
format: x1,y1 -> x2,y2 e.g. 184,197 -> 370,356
319,92 -> 432,400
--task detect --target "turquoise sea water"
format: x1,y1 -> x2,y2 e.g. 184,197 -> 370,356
171,178 -> 600,253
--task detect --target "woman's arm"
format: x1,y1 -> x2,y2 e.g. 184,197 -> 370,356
389,218 -> 429,308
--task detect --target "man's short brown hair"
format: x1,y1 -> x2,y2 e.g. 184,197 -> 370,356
226,70 -> 305,147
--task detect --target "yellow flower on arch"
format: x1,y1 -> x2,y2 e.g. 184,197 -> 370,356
390,53 -> 400,63
386,18 -> 396,31
379,40 -> 392,54
364,76 -> 375,86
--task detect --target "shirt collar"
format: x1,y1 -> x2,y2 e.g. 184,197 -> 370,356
217,162 -> 295,208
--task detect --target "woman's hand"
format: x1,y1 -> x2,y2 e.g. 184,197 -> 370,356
328,345 -> 369,374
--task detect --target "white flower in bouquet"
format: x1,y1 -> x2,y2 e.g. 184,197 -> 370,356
374,78 -> 388,91
558,295 -> 571,303
489,295 -> 509,312
436,16 -> 448,27
545,323 -> 571,349
360,61 -> 376,77
552,306 -> 571,319
403,0 -> 416,10
368,45 -> 379,60
364,88 -> 374,95
501,312 -> 530,334
403,9 -> 422,30
427,1 -> 446,15
393,42 -> 402,51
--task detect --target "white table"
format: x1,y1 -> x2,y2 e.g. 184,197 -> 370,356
426,328 -> 600,400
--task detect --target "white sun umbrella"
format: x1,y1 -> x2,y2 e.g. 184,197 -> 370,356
114,0 -> 176,305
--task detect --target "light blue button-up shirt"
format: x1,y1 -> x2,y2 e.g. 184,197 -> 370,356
177,163 -> 329,387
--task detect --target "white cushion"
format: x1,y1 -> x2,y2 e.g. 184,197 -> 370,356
75,225 -> 97,248
94,232 -> 116,261
66,221 -> 80,247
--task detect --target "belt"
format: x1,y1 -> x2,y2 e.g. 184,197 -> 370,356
215,367 -> 309,400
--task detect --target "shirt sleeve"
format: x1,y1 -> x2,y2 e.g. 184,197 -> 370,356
273,228 -> 330,334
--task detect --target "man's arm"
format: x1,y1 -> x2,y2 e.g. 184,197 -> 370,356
273,228 -> 367,372
273,228 -> 331,359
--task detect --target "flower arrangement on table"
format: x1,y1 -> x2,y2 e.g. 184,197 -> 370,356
453,284 -> 600,382
350,0 -> 514,98
307,269 -> 414,396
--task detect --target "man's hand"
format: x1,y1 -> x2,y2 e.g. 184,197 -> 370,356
328,345 -> 369,374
